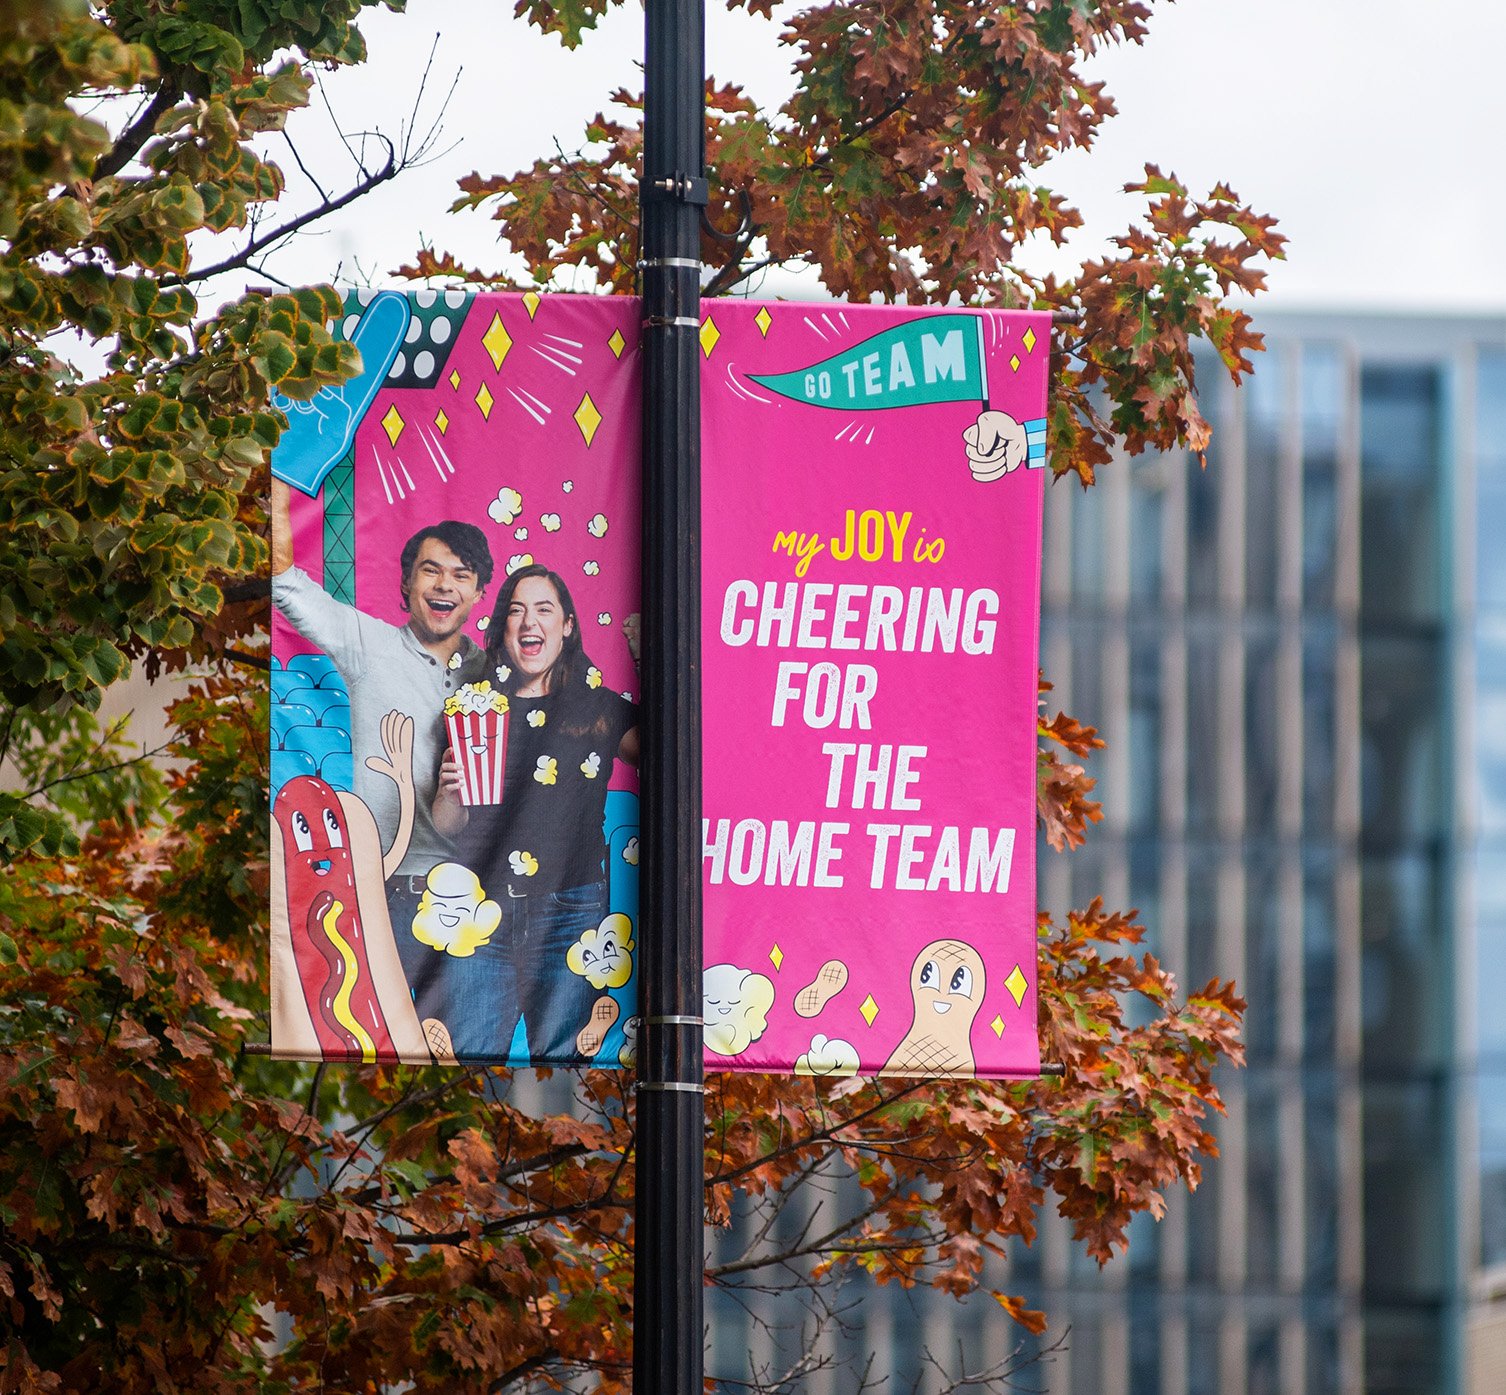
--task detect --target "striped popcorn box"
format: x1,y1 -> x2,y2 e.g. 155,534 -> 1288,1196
443,682 -> 510,806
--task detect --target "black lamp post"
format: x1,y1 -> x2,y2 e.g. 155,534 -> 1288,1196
633,2 -> 706,1392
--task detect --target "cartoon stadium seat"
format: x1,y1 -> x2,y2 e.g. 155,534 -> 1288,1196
319,751 -> 354,789
270,667 -> 301,702
318,703 -> 351,732
283,724 -> 351,769
271,703 -> 318,749
282,686 -> 348,721
287,652 -> 343,687
271,748 -> 317,791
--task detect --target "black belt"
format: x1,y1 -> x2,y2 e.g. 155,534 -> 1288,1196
392,874 -> 531,899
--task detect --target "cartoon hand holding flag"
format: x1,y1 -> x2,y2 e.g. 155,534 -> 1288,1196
962,410 -> 1029,482
745,310 -> 1047,483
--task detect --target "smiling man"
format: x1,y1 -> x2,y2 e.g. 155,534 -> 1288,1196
271,480 -> 494,932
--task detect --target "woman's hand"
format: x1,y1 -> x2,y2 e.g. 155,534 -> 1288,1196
433,747 -> 470,835
617,724 -> 639,768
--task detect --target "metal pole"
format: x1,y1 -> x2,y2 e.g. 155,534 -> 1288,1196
634,2 -> 705,1393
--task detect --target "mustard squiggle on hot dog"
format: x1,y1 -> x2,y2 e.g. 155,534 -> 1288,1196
320,896 -> 377,1062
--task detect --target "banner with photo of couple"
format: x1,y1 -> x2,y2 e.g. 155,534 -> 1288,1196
269,291 -> 1045,1079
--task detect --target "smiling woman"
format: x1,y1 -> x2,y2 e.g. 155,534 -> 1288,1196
431,561 -> 640,1062
494,565 -> 584,695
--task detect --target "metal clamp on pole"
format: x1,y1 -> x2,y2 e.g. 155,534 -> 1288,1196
648,172 -> 709,205
639,256 -> 704,271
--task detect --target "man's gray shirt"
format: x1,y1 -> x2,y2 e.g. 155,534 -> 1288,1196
273,566 -> 481,879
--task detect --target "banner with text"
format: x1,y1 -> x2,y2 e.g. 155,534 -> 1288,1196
701,302 -> 1047,1079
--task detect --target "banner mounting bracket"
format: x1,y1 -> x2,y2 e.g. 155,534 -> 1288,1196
648,172 -> 708,206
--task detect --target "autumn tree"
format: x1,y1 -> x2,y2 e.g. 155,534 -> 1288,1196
0,1 -> 1270,1391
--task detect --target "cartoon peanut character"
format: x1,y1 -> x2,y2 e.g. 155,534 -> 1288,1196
879,939 -> 986,1079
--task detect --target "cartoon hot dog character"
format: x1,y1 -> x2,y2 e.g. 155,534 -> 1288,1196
269,711 -> 431,1063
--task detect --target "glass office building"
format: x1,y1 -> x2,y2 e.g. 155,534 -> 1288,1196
702,310 -> 1504,1395
1019,309 -> 1506,1395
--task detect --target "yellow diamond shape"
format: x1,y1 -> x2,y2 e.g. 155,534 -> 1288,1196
482,313 -> 513,372
523,291 -> 541,320
574,392 -> 602,447
434,408 -> 449,435
1023,326 -> 1037,353
1004,964 -> 1028,1007
475,383 -> 494,420
608,328 -> 626,360
449,369 -> 461,389
699,315 -> 720,359
769,944 -> 784,971
990,1015 -> 1005,1038
859,994 -> 879,1026
1010,354 -> 1021,373
754,306 -> 772,337
380,404 -> 404,446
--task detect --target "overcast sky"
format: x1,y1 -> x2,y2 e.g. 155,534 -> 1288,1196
224,0 -> 1506,315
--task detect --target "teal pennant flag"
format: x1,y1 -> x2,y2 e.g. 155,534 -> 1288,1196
750,314 -> 989,412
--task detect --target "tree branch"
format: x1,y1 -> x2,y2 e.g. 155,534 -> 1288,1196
704,252 -> 787,298
91,82 -> 179,183
220,578 -> 270,604
23,739 -> 172,800
489,1351 -> 553,1395
222,647 -> 271,670
386,1192 -> 630,1247
553,137 -> 637,231
706,1078 -> 931,1190
708,1198 -> 920,1280
159,139 -> 399,288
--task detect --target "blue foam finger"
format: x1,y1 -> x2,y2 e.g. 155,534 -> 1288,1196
269,291 -> 411,497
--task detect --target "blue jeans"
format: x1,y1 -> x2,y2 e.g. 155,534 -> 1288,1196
446,880 -> 606,1064
388,882 -> 457,1025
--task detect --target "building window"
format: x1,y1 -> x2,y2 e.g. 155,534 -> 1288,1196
1301,345 -> 1344,611
1360,365 -> 1442,623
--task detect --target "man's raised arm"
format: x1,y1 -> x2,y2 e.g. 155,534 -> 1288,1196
271,477 -> 294,577
270,476 -> 372,674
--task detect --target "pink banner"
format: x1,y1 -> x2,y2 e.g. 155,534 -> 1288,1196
700,302 -> 1047,1079
270,290 -> 642,1067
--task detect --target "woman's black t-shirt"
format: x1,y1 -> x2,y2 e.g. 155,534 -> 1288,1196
455,679 -> 636,897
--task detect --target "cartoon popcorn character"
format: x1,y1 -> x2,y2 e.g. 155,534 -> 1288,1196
443,680 -> 510,806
